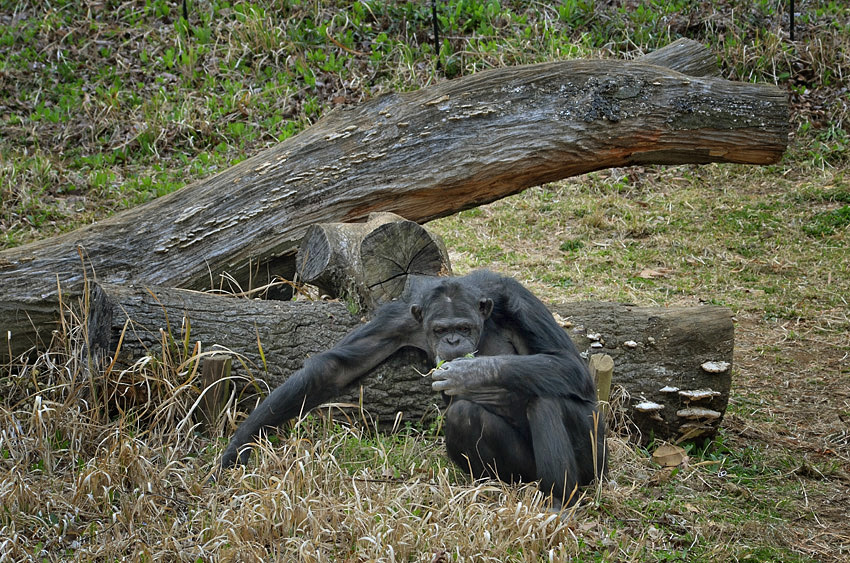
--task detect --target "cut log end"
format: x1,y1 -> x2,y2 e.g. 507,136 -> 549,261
296,213 -> 451,310
560,302 -> 734,445
361,220 -> 452,303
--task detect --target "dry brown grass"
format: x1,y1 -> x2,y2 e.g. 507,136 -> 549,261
0,311 -> 633,561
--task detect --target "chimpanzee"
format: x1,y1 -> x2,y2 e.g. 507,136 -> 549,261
219,270 -> 607,507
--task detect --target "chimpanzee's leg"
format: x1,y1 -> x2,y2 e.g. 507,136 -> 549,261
528,396 -> 606,507
443,399 -> 536,483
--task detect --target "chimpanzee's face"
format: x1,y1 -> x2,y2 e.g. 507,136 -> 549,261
411,293 -> 494,363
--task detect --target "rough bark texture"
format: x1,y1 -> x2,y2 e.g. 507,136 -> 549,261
88,283 -> 733,442
0,40 -> 786,359
87,283 -> 436,427
296,212 -> 452,310
553,303 -> 734,443
636,37 -> 720,78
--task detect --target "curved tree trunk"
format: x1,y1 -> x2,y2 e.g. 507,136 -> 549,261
0,39 -> 786,359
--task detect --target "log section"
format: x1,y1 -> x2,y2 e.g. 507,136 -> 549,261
296,212 -> 451,310
553,302 -> 734,443
88,283 -> 733,443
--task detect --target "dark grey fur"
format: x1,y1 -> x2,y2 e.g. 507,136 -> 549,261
220,270 -> 606,506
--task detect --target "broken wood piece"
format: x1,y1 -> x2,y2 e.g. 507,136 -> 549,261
590,353 -> 615,402
296,212 -> 451,310
636,37 -> 720,78
196,354 -> 233,435
590,353 -> 615,426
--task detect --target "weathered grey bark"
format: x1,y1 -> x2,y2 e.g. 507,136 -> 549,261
636,37 -> 720,78
0,40 -> 786,359
86,283 -> 436,428
553,303 -> 734,443
88,283 -> 733,442
296,212 -> 452,310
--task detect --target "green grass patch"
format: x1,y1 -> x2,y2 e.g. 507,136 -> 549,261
803,205 -> 850,236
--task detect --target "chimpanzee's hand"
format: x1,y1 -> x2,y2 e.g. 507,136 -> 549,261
431,356 -> 497,395
219,437 -> 252,469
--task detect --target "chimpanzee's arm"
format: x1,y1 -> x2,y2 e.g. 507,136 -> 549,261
431,352 -> 596,403
220,301 -> 424,468
432,272 -> 596,402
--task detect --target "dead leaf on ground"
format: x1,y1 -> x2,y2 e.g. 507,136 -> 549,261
637,268 -> 675,279
652,444 -> 688,468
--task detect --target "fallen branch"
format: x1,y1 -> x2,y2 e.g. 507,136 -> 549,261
1,40 -> 786,359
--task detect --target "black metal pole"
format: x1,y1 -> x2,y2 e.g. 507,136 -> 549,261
790,0 -> 795,41
432,0 -> 441,68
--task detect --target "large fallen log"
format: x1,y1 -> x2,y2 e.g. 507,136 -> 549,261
1,40 -> 787,359
88,283 -> 733,443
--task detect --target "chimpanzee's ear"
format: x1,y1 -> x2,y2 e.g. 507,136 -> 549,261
410,304 -> 424,323
479,298 -> 494,319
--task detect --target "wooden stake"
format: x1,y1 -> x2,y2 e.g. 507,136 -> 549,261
197,354 -> 232,435
589,353 -> 614,419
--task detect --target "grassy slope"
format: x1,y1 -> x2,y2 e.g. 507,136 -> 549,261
1,0 -> 848,561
